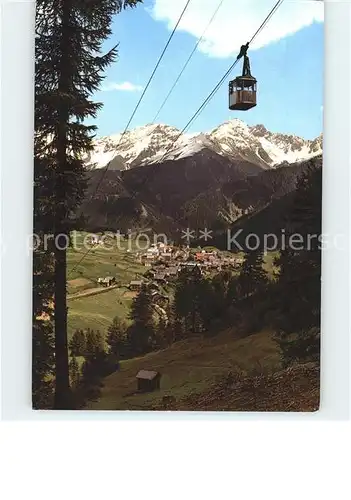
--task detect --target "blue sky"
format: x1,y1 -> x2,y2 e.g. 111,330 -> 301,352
93,0 -> 324,140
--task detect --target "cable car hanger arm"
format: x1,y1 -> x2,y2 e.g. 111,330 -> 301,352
236,42 -> 250,60
235,42 -> 252,78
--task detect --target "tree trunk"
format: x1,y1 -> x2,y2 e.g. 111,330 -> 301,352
53,0 -> 72,409
54,237 -> 71,409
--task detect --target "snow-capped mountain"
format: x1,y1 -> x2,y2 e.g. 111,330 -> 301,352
87,124 -> 193,171
87,119 -> 322,171
210,120 -> 322,168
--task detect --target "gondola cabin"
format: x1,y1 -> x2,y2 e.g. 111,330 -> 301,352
229,46 -> 257,111
229,75 -> 257,111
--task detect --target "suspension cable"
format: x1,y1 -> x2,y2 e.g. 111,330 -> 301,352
152,0 -> 226,123
90,0 -> 192,197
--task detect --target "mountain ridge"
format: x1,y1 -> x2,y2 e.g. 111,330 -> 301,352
82,145 -> 322,235
86,119 -> 323,171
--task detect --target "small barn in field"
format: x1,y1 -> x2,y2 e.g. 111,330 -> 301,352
136,370 -> 161,393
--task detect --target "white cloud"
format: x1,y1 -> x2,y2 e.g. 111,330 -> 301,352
101,81 -> 144,92
151,0 -> 324,58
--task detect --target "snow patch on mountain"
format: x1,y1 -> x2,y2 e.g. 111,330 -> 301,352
159,134 -> 217,162
87,119 -> 322,171
87,124 -> 188,170
210,120 -> 322,168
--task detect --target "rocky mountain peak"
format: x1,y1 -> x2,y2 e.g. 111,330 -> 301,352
87,119 -> 322,172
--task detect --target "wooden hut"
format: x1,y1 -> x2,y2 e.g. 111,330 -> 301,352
136,370 -> 161,393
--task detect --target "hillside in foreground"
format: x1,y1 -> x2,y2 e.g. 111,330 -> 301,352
86,329 -> 282,411
86,329 -> 319,412
164,363 -> 319,412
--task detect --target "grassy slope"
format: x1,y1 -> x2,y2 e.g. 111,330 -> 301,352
67,232 -> 146,292
87,329 -> 281,410
68,287 -> 133,336
67,232 -> 147,335
175,363 -> 320,412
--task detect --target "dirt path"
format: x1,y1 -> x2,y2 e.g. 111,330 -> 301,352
67,285 -> 120,301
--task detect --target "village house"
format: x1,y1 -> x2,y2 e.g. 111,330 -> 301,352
154,272 -> 166,280
129,280 -> 143,291
154,272 -> 167,284
88,234 -> 101,246
149,282 -> 160,291
136,370 -> 161,392
98,276 -> 116,287
146,253 -> 157,263
144,269 -> 156,279
195,250 -> 219,263
181,262 -> 198,269
165,267 -> 179,278
174,250 -> 186,261
147,245 -> 160,257
156,242 -> 166,251
160,252 -> 172,261
195,252 -> 206,263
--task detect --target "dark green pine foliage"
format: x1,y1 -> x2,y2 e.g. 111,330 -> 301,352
69,356 -> 81,388
106,317 -> 128,358
274,163 -> 322,366
208,271 -> 232,326
35,0 -> 142,409
32,247 -> 55,409
155,315 -> 169,349
227,275 -> 241,305
33,110 -> 56,408
173,266 -> 211,335
237,250 -> 268,299
69,329 -> 86,357
128,285 -> 156,355
85,329 -> 105,357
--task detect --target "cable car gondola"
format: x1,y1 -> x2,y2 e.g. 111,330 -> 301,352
229,44 -> 257,111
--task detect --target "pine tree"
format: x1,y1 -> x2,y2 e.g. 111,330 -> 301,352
227,275 -> 240,305
154,314 -> 170,349
32,322 -> 55,409
69,329 -> 86,356
106,317 -> 128,358
35,0 -> 142,409
85,329 -> 105,357
128,285 -> 155,355
237,250 -> 268,299
274,163 -> 322,365
173,266 -> 210,335
207,271 -> 232,325
69,356 -> 81,388
173,268 -> 193,336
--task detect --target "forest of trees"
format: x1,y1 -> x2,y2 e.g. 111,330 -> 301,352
32,0 -> 321,409
33,0 -> 142,409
